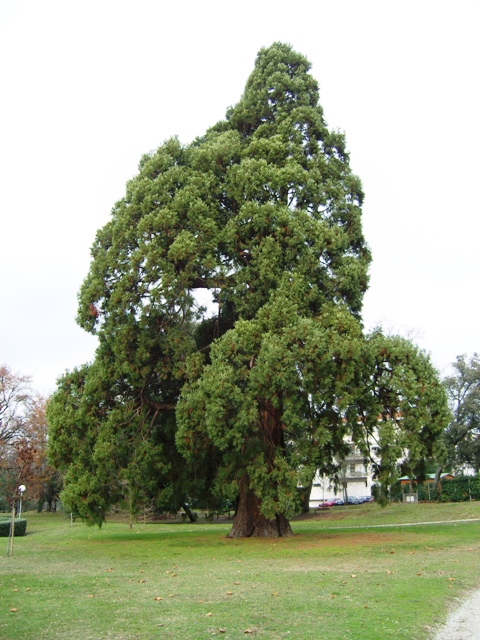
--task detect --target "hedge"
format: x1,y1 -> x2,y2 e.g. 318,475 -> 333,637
397,475 -> 480,503
438,476 -> 480,502
0,518 -> 27,537
411,476 -> 480,502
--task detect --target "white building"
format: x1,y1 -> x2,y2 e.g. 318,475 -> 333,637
309,442 -> 375,507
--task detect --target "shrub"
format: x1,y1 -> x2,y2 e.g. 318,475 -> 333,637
440,476 -> 480,502
0,518 -> 27,537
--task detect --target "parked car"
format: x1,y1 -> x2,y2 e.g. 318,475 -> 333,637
318,499 -> 336,508
333,499 -> 345,506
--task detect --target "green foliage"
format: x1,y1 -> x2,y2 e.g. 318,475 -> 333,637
47,361 -> 213,527
47,43 -> 447,534
0,517 -> 27,536
437,475 -> 480,502
177,305 -> 364,521
351,332 -> 450,503
443,353 -> 480,471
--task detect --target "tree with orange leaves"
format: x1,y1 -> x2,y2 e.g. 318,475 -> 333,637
0,365 -> 59,510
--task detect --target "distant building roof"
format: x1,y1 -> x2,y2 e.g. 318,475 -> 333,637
398,473 -> 454,484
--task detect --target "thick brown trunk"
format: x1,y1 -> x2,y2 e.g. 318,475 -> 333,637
227,399 -> 293,538
227,479 -> 293,538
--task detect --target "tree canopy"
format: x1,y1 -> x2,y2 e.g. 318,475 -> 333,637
47,43 -> 449,536
1,364 -> 31,447
443,354 -> 480,473
0,364 -> 56,510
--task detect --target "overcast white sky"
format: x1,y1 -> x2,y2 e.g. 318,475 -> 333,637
1,0 -> 479,395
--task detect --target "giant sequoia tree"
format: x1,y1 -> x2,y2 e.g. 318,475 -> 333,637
47,43 -> 449,536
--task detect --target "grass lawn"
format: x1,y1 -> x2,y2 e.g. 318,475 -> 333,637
1,502 -> 480,639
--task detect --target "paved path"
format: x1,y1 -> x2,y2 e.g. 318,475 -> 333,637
319,517 -> 480,530
433,588 -> 480,640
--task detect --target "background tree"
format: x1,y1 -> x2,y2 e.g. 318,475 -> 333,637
347,332 -> 450,504
24,394 -> 62,511
0,364 -> 31,447
443,354 -> 480,472
0,365 -> 55,510
48,43 -> 446,536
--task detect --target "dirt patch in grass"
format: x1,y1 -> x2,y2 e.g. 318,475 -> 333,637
291,531 -> 405,549
228,530 -> 406,552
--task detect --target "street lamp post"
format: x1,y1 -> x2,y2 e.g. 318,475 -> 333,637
18,485 -> 26,519
8,485 -> 27,557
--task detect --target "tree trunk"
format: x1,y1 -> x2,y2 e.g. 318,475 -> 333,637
182,503 -> 197,522
433,464 -> 443,498
300,482 -> 312,514
227,478 -> 293,538
227,400 -> 293,538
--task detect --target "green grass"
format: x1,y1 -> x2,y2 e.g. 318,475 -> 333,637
1,503 -> 480,639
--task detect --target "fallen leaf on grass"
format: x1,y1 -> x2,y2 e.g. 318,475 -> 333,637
272,592 -> 279,596
448,578 -> 456,582
206,612 -> 212,617
138,579 -> 146,583
244,630 -> 254,634
386,570 -> 394,575
417,573 -> 422,576
25,588 -> 31,591
448,585 -> 453,589
351,574 -> 356,578
87,594 -> 94,598
13,589 -> 19,592
234,582 -> 240,585
154,597 -> 164,601
171,573 -> 177,577
10,609 -> 18,613
219,629 -> 226,633
227,591 -> 233,595
425,626 -> 431,631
